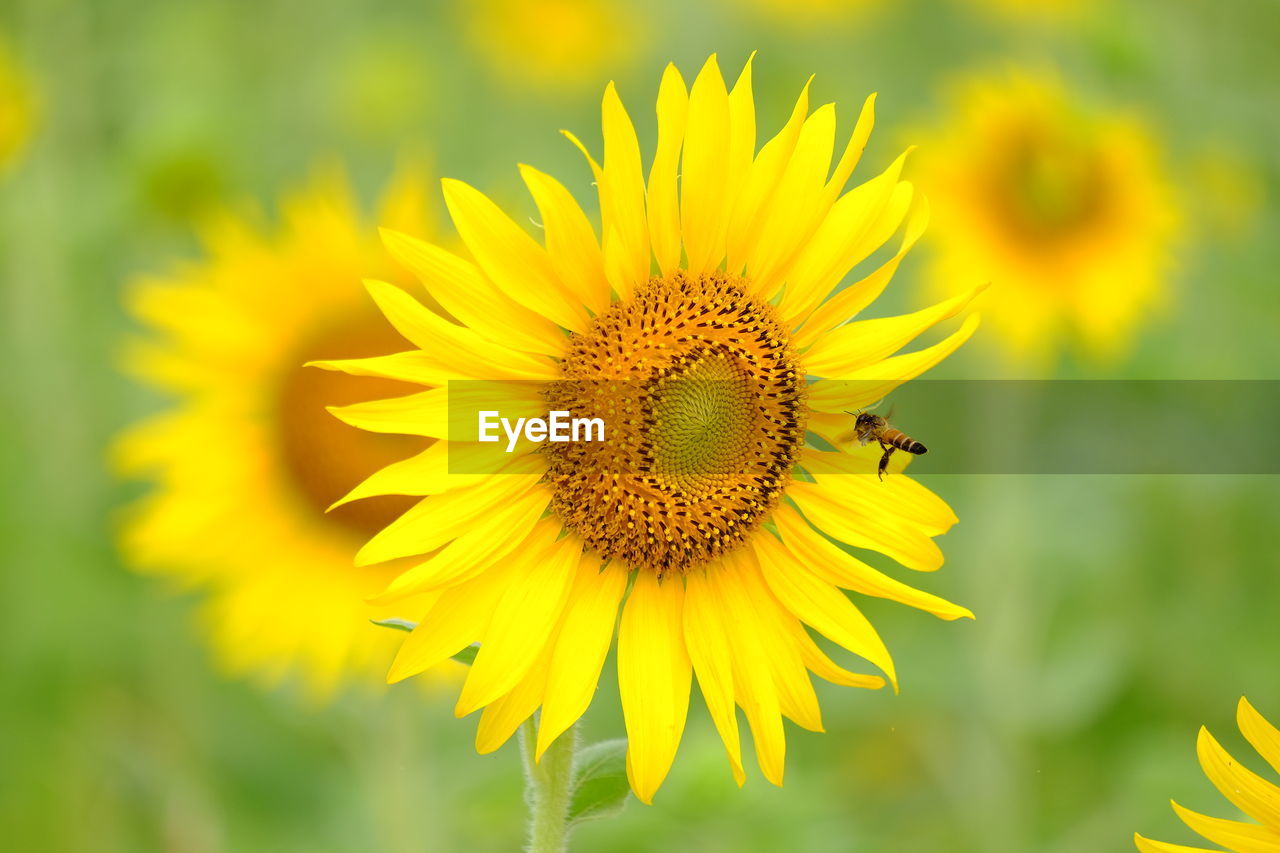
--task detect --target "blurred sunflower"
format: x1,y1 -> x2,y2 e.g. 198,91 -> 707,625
463,0 -> 643,92
1136,698 -> 1280,852
116,165 -> 454,696
913,70 -> 1178,360
0,38 -> 35,172
966,0 -> 1091,20
738,0 -> 879,27
1190,145 -> 1265,241
320,55 -> 979,802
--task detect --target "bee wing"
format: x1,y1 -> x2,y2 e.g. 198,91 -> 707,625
833,419 -> 871,445
885,403 -> 896,422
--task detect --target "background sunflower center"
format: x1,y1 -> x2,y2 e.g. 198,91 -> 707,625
991,127 -> 1108,244
545,272 -> 806,576
277,309 -> 425,538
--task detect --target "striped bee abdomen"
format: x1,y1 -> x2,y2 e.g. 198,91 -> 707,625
883,429 -> 927,455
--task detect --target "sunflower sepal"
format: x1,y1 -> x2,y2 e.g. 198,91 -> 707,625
370,620 -> 479,666
451,644 -> 480,666
370,618 -> 416,633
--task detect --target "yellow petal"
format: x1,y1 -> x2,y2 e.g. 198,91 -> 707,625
803,451 -> 960,536
753,531 -> 897,688
1240,698 -> 1280,777
380,228 -> 565,358
735,555 -> 825,732
727,77 -> 812,275
361,278 -> 561,380
745,102 -> 837,300
726,53 -> 757,212
369,487 -> 551,603
455,523 -> 581,716
327,389 -> 448,438
561,130 -> 619,298
560,128 -> 603,184
120,335 -> 227,394
789,178 -> 918,328
789,621 -> 886,690
329,442 -> 492,508
386,567 -> 511,683
519,164 -> 611,318
684,568 -> 746,786
773,503 -> 970,620
377,158 -> 435,238
358,278 -> 459,352
789,480 -> 944,572
1197,726 -> 1280,829
276,161 -> 359,250
806,314 -> 981,414
1171,800 -> 1280,851
647,63 -> 689,278
536,555 -> 629,759
598,81 -> 650,293
327,381 -> 544,440
681,55 -> 732,275
713,556 -> 786,785
1133,833 -> 1216,853
441,179 -> 587,332
476,654 -> 551,755
804,284 -> 987,378
111,412 -> 181,476
355,474 -> 542,566
821,92 -> 877,208
794,194 -> 930,350
778,151 -> 912,323
618,571 -> 692,804
601,222 -> 634,301
307,350 -> 455,387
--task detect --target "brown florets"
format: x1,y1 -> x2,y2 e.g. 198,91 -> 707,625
544,272 -> 806,576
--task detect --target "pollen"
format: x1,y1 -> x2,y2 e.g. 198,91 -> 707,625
545,272 -> 806,576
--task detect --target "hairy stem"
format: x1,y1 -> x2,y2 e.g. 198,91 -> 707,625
520,718 -> 577,853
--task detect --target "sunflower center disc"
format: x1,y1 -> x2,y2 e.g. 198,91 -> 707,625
545,272 -> 806,576
997,131 -> 1106,242
278,311 -> 424,537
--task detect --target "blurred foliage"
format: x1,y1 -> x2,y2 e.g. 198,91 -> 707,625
2,0 -> 1279,851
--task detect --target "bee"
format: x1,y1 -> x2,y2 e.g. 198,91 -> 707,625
844,408 -> 928,481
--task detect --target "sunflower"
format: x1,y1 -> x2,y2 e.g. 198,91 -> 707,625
116,165 -> 453,695
912,70 -> 1178,360
966,0 -> 1091,20
462,0 -> 643,92
0,37 -> 35,172
1190,145 -> 1264,241
1136,698 -> 1280,852
737,0 -> 879,27
321,56 -> 979,802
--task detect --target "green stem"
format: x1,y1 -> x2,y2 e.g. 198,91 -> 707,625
520,719 -> 577,853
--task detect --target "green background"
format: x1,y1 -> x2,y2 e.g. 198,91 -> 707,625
3,0 -> 1279,850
